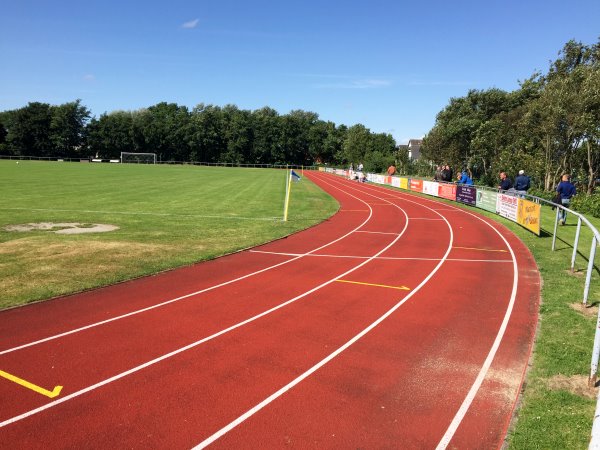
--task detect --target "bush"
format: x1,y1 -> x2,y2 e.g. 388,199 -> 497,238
571,193 -> 600,218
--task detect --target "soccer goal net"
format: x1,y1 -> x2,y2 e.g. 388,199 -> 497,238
120,152 -> 157,164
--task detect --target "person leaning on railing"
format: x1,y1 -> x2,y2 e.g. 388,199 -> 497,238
556,174 -> 577,225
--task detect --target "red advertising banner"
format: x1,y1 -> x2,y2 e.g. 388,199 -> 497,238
438,184 -> 457,200
410,179 -> 423,192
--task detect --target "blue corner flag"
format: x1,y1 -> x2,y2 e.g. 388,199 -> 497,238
290,170 -> 301,182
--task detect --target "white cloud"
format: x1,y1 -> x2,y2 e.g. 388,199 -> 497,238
181,18 -> 199,29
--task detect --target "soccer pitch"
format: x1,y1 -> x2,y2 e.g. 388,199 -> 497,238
0,161 -> 338,309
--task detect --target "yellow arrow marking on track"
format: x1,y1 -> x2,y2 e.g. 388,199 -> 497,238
0,369 -> 63,398
336,279 -> 410,291
453,246 -> 508,253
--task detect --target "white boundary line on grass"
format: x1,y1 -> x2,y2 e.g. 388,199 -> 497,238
0,207 -> 281,221
0,174 -> 412,428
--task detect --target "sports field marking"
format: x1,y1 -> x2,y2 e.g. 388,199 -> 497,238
335,279 -> 410,291
350,180 -> 520,449
0,207 -> 280,221
339,209 -> 370,212
250,250 -> 511,264
409,217 -> 446,220
0,175 -> 411,428
354,230 -> 399,235
1,184 -> 377,356
192,175 -> 455,449
0,369 -> 62,399
453,246 -> 508,253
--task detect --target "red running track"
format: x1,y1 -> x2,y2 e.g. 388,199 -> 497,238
0,171 -> 539,449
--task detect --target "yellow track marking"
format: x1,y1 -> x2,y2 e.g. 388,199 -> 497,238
453,246 -> 508,253
0,369 -> 63,398
336,279 -> 410,291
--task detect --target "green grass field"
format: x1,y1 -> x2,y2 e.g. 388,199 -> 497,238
0,161 -> 338,309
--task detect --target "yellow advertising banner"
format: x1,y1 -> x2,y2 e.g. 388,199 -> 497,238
517,198 -> 541,236
399,178 -> 408,190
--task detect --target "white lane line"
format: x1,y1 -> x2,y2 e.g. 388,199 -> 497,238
1,179 -> 376,356
250,250 -> 511,263
434,209 -> 518,450
352,179 -> 521,449
192,176 -> 455,449
0,175 -> 409,428
354,230 -> 399,235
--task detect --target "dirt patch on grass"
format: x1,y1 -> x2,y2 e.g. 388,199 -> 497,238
4,222 -> 119,234
569,302 -> 598,317
547,374 -> 597,399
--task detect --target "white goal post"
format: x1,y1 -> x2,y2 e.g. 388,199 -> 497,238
120,152 -> 157,164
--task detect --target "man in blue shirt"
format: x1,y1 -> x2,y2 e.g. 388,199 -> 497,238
514,170 -> 531,196
498,172 -> 512,191
556,174 -> 576,225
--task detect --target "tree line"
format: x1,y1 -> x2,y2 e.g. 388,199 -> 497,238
0,101 -> 399,172
421,38 -> 600,194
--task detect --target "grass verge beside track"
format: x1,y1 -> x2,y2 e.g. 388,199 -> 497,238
0,161 -> 337,309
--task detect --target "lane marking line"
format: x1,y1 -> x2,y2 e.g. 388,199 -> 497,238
250,250 -> 511,264
1,183 -> 378,356
0,370 -> 62,399
335,279 -> 410,291
343,178 -> 521,449
355,230 -> 399,235
0,173 -> 410,428
453,246 -> 508,253
192,178 -> 455,449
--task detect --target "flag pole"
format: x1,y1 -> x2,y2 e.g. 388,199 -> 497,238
283,169 -> 293,221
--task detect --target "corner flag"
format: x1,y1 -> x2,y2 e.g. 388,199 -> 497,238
283,169 -> 301,221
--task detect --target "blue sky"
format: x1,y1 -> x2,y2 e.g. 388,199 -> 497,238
1,1 -> 599,144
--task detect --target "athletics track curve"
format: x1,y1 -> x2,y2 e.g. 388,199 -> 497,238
0,171 -> 540,449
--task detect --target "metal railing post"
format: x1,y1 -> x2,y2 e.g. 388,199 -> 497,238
552,207 -> 560,251
590,303 -> 600,388
584,237 -> 597,306
571,217 -> 582,272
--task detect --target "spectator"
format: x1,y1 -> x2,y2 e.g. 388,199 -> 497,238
514,170 -> 531,196
556,174 -> 576,225
442,164 -> 453,182
456,170 -> 474,185
387,165 -> 396,176
358,162 -> 364,172
433,165 -> 442,181
498,172 -> 512,191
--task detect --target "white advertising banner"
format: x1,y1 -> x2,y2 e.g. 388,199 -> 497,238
497,193 -> 518,221
422,181 -> 439,197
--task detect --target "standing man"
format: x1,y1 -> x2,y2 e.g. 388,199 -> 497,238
498,172 -> 512,191
514,170 -> 531,196
556,174 -> 576,225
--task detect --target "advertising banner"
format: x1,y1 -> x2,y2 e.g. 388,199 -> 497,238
422,181 -> 439,196
456,185 -> 477,205
384,176 -> 392,185
517,198 -> 541,235
399,178 -> 409,190
497,193 -> 518,221
391,177 -> 401,188
438,183 -> 457,201
410,179 -> 423,192
476,189 -> 498,213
